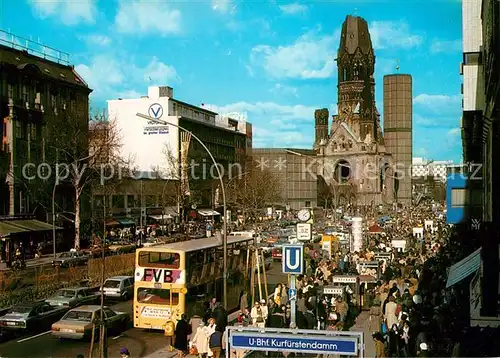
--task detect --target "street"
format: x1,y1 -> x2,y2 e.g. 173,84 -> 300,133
0,262 -> 288,357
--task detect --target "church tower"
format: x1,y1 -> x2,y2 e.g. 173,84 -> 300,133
336,15 -> 381,143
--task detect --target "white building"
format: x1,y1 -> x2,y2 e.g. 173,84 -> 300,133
108,86 -> 251,178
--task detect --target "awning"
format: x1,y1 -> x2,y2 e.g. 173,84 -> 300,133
105,220 -> 120,227
446,248 -> 482,288
118,219 -> 135,226
198,209 -> 221,216
369,224 -> 382,233
149,215 -> 171,220
0,219 -> 62,237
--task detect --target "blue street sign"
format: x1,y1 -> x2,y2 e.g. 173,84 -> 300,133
230,332 -> 358,356
288,288 -> 297,298
282,244 -> 304,274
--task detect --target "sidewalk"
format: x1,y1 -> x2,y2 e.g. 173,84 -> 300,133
349,310 -> 376,357
0,254 -> 55,271
143,311 -> 242,358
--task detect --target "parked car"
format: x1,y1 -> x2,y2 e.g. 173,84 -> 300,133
51,305 -> 129,340
45,287 -> 100,308
52,251 -> 90,268
0,302 -> 69,332
101,276 -> 134,300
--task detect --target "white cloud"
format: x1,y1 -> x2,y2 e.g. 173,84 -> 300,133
413,94 -> 461,115
279,3 -> 308,15
115,0 -> 181,36
250,28 -> 340,79
369,21 -> 423,50
447,127 -> 461,136
82,34 -> 112,46
430,39 -> 462,53
212,0 -> 235,14
215,101 -> 315,121
269,84 -> 299,97
28,0 -> 96,25
75,54 -> 179,99
142,56 -> 179,85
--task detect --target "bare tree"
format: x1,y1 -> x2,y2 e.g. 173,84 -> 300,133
226,161 -> 282,222
48,110 -> 128,249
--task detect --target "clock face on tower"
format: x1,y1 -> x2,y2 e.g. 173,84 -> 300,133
297,208 -> 311,222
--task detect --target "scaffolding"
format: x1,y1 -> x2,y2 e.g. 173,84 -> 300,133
0,29 -> 70,65
245,245 -> 269,306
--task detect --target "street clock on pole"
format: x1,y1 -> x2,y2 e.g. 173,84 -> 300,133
297,208 -> 311,222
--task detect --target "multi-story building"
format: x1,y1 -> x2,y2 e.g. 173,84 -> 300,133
383,74 -> 413,205
252,148 -> 317,210
0,32 -> 91,217
452,0 -> 500,327
96,86 -> 252,225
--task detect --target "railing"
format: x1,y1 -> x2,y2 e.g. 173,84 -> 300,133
0,29 -> 70,65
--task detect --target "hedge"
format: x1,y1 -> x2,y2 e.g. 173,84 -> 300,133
0,253 -> 136,309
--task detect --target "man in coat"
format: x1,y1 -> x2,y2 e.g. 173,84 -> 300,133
174,314 -> 192,357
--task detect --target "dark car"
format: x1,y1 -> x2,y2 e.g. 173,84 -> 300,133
0,302 -> 69,332
52,251 -> 90,268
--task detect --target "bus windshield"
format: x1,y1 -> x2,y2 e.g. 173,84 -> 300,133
138,251 -> 180,269
137,288 -> 179,305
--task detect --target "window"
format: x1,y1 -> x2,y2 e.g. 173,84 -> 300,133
7,84 -> 14,99
138,251 -> 180,269
15,120 -> 21,139
127,195 -> 135,208
463,52 -> 482,65
22,84 -> 28,103
137,288 -> 179,306
103,308 -> 116,318
451,188 -> 467,207
30,124 -> 37,140
305,201 -> 311,207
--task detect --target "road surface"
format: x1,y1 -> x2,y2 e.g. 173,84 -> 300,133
0,262 -> 287,357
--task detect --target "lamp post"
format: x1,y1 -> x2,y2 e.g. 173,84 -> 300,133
136,113 -> 229,309
52,182 -> 57,259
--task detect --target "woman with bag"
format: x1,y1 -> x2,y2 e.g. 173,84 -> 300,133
190,321 -> 209,357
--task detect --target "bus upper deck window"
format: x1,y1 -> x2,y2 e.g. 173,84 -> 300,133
139,251 -> 181,269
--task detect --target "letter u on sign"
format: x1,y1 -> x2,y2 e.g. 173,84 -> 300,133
282,245 -> 304,275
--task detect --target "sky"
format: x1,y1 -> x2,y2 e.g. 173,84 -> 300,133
1,0 -> 463,163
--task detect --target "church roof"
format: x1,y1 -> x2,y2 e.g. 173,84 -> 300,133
339,15 -> 373,55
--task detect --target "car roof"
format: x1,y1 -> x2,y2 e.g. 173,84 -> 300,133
70,305 -> 109,312
106,276 -> 133,280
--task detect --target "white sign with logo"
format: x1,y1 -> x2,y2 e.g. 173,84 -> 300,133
109,96 -> 179,179
323,286 -> 344,295
140,306 -> 171,319
296,223 -> 312,241
331,276 -> 357,284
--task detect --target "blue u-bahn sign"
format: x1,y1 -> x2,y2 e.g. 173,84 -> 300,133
230,331 -> 358,356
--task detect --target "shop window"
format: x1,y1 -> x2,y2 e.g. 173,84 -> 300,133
451,188 -> 468,207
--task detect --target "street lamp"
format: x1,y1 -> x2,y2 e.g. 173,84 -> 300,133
136,113 -> 229,310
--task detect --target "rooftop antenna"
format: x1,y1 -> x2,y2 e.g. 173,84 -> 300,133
396,59 -> 400,72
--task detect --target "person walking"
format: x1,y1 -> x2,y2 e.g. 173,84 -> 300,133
190,321 -> 209,357
250,301 -> 266,328
174,314 -> 192,357
209,329 -> 223,358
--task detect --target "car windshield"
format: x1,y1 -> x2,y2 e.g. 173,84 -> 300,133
56,289 -> 76,298
63,310 -> 93,322
103,280 -> 120,288
9,306 -> 32,314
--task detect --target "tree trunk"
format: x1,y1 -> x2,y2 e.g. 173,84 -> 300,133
74,189 -> 81,250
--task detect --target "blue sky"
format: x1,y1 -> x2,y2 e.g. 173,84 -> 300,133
1,0 -> 463,163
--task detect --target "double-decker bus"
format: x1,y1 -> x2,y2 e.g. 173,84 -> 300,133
133,235 -> 255,332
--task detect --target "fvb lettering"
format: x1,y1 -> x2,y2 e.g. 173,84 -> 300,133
143,268 -> 175,283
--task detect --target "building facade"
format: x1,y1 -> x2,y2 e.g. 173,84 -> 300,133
314,15 -> 394,207
98,86 -> 251,224
457,0 -> 500,325
0,33 -> 91,218
383,74 -> 413,205
252,148 -> 317,210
